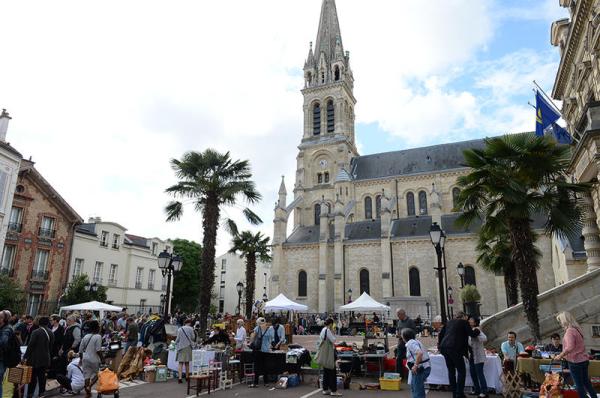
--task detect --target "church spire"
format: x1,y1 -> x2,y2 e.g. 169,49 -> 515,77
314,0 -> 343,64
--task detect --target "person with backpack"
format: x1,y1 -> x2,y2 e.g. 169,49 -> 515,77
23,316 -> 55,398
1,309 -> 22,398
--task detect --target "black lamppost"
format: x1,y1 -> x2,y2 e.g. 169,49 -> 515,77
236,282 -> 244,315
84,282 -> 99,300
457,262 -> 465,288
429,222 -> 448,323
347,288 -> 353,304
263,272 -> 268,302
157,249 -> 183,319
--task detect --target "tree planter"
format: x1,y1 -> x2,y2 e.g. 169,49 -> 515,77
464,301 -> 480,318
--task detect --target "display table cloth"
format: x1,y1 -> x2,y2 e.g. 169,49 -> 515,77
168,349 -> 216,372
517,358 -> 600,384
426,354 -> 504,393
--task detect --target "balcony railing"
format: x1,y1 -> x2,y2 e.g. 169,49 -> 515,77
108,279 -> 117,287
8,222 -> 22,233
0,268 -> 15,277
135,282 -> 142,289
30,270 -> 49,281
38,228 -> 56,239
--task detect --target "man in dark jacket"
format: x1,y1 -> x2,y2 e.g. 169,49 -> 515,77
23,316 -> 54,398
438,312 -> 480,398
0,310 -> 17,398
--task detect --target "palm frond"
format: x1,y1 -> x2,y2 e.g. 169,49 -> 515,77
165,201 -> 184,222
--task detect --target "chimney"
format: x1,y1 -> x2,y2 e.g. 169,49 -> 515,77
0,109 -> 11,142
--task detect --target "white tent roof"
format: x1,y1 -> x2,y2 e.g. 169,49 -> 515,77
60,301 -> 123,313
264,294 -> 308,312
338,292 -> 390,312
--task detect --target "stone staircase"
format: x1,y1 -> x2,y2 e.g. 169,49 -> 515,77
481,268 -> 600,349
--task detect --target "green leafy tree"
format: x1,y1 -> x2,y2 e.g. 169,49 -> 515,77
165,149 -> 261,332
456,133 -> 588,340
475,216 -> 529,307
171,239 -> 202,313
229,231 -> 271,318
62,274 -> 108,305
0,274 -> 26,313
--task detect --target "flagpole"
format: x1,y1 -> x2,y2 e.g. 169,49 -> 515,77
533,80 -> 562,115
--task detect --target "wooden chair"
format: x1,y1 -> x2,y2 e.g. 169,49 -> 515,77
208,360 -> 222,388
219,370 -> 233,390
187,367 -> 212,396
243,363 -> 255,385
228,359 -> 242,382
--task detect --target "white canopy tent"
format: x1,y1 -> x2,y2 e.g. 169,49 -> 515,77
263,293 -> 308,312
59,301 -> 123,319
338,292 -> 390,312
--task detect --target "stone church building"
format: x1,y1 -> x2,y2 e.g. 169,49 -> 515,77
270,0 -> 586,317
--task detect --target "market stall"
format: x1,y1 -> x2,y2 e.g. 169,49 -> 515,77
59,300 -> 123,319
517,357 -> 600,385
426,353 -> 504,393
263,294 -> 308,312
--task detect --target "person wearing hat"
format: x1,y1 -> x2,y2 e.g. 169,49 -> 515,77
249,317 -> 274,387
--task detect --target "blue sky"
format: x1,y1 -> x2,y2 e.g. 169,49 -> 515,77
0,0 -> 570,253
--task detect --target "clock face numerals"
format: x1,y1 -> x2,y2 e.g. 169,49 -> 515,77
319,159 -> 328,168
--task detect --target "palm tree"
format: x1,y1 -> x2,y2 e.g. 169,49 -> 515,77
475,216 -> 531,307
456,133 -> 588,340
229,231 -> 272,318
165,149 -> 262,332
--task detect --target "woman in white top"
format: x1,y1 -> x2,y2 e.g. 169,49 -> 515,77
234,319 -> 247,350
79,320 -> 102,398
468,317 -> 488,398
57,351 -> 85,394
175,319 -> 196,383
402,328 -> 430,398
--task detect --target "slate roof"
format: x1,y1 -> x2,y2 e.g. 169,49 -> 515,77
390,216 -> 433,238
286,225 -> 325,244
125,234 -> 149,248
76,223 -> 97,236
345,220 -> 381,240
350,138 -> 487,181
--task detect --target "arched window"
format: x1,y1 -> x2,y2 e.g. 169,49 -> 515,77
327,100 -> 335,133
313,103 -> 321,135
375,195 -> 382,219
324,172 -> 330,183
334,65 -> 340,81
418,191 -> 428,215
409,267 -> 421,296
464,266 -> 476,286
321,71 -> 325,83
452,187 -> 461,211
314,204 -> 321,225
364,196 -> 373,219
359,269 -> 370,295
298,271 -> 307,297
317,173 -> 323,184
406,192 -> 415,216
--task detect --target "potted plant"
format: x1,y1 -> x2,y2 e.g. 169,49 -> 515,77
460,284 -> 481,318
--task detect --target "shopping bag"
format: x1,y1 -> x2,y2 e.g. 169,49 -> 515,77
2,371 -> 15,398
7,365 -> 32,385
97,368 -> 119,393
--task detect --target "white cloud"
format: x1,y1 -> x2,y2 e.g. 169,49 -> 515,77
0,0 -> 561,256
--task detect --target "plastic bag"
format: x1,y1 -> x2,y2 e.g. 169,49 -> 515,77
2,371 -> 15,398
97,368 -> 119,393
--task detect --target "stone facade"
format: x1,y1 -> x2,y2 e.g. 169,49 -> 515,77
4,159 -> 82,315
0,110 -> 22,268
271,0 -> 581,316
211,252 -> 271,316
69,218 -> 172,314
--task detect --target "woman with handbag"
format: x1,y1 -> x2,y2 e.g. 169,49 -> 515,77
316,318 -> 341,396
249,317 -> 274,388
175,319 -> 196,383
23,316 -> 54,398
554,311 -> 597,398
79,320 -> 102,398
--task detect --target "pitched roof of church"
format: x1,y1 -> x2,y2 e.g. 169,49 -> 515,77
350,138 -> 487,181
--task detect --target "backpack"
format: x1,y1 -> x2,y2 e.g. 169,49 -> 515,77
3,328 -> 21,368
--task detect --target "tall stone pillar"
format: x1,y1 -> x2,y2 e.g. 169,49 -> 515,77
334,197 -> 345,309
380,195 -> 393,298
318,203 -> 330,312
581,192 -> 600,271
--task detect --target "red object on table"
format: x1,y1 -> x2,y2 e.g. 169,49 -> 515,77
383,357 -> 396,371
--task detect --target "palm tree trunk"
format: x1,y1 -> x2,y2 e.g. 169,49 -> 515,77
508,218 -> 541,341
245,253 -> 256,319
199,195 -> 219,334
503,260 -> 519,307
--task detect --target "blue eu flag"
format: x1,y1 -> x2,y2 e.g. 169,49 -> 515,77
547,122 -> 573,145
536,91 -> 560,137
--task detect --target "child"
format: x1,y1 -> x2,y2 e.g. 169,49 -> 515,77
56,351 -> 85,395
402,328 -> 431,398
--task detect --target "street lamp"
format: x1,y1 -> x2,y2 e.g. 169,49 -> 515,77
157,249 -> 183,319
429,222 -> 448,323
263,272 -> 268,302
236,282 -> 244,316
457,262 -> 465,288
84,282 -> 99,293
347,288 -> 353,303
